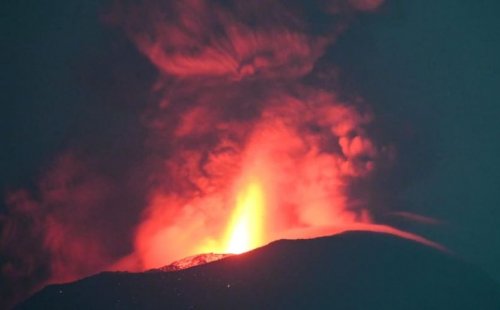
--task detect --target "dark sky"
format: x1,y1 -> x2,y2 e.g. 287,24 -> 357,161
2,0 -> 499,287
332,0 -> 500,282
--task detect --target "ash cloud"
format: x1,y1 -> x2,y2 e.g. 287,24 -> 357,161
1,0 -> 394,307
110,0 -> 391,268
1,153 -> 113,305
1,147 -> 155,305
113,0 -> 384,80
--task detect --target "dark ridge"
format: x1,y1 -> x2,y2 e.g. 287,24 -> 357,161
17,231 -> 500,309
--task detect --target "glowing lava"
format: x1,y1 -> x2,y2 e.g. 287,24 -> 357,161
224,181 -> 265,254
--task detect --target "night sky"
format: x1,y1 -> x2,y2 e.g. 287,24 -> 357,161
332,0 -> 500,282
2,0 -> 500,303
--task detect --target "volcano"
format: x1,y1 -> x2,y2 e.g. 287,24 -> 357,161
17,231 -> 499,309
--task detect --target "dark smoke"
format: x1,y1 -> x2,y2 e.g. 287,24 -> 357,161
1,0 -> 425,308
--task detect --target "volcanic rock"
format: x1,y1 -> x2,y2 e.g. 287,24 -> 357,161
17,231 -> 500,309
155,253 -> 233,272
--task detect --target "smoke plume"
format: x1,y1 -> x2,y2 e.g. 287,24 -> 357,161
1,0 -> 430,307
110,0 -> 391,268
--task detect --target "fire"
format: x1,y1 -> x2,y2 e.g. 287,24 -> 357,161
224,181 -> 265,254
107,0 -> 395,271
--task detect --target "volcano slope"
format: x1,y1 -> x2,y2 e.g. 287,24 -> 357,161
17,231 -> 500,309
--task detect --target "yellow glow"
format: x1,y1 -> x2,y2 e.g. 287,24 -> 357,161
224,181 -> 265,254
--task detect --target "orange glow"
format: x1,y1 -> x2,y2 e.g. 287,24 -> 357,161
105,0 -> 408,270
224,181 -> 265,254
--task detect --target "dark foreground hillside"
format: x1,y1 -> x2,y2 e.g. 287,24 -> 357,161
18,231 -> 500,309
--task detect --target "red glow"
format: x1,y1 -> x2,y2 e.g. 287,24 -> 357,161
224,181 -> 265,254
3,4 -> 446,306
129,90 -> 397,268
112,0 -> 412,266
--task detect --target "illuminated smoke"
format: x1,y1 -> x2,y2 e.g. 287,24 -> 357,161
1,0 -> 434,306
110,0 -> 391,269
1,153 -> 120,305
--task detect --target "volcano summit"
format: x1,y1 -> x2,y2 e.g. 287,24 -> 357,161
17,231 -> 500,309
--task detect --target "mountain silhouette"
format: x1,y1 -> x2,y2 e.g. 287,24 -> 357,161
17,231 -> 500,309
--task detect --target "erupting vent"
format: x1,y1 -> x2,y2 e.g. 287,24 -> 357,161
224,181 -> 265,254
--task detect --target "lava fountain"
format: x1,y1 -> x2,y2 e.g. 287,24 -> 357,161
224,181 -> 265,254
107,0 -> 437,272
0,2 -> 448,308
